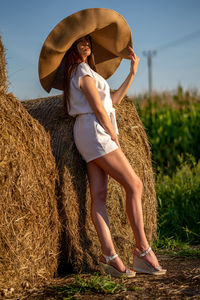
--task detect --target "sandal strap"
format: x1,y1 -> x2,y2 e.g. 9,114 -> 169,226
138,247 -> 152,257
103,253 -> 118,263
126,269 -> 135,274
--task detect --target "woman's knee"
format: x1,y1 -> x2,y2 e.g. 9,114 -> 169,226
126,175 -> 143,196
91,186 -> 107,203
136,176 -> 143,192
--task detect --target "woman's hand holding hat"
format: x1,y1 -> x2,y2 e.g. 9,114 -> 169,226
110,47 -> 140,105
128,46 -> 140,76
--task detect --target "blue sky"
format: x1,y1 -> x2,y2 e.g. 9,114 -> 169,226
0,0 -> 200,100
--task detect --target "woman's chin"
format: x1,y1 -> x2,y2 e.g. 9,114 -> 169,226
81,52 -> 91,61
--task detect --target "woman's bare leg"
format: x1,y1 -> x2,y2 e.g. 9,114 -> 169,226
90,147 -> 159,269
87,161 -> 128,272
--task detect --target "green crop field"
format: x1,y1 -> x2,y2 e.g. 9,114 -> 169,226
133,86 -> 200,246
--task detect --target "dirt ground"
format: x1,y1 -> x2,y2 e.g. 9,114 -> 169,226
2,253 -> 200,300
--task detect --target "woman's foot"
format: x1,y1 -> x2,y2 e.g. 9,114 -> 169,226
100,254 -> 126,272
133,246 -> 166,275
134,247 -> 159,269
99,253 -> 136,278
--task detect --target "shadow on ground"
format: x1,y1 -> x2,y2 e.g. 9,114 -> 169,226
2,253 -> 200,300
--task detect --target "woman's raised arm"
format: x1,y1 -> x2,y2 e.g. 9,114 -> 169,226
111,47 -> 140,105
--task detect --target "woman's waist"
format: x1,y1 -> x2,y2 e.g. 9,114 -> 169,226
75,108 -> 119,134
75,107 -> 116,117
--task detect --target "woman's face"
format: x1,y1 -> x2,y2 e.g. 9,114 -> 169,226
76,35 -> 91,62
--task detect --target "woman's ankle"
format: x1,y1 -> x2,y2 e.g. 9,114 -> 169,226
102,249 -> 116,257
135,243 -> 150,253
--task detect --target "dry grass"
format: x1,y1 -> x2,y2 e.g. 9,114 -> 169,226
0,36 -> 7,94
0,37 -> 60,292
22,94 -> 157,273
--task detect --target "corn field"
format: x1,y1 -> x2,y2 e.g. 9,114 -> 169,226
133,86 -> 200,244
134,86 -> 200,175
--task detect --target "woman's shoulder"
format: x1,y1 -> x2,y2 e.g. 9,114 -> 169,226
75,62 -> 93,77
78,62 -> 92,71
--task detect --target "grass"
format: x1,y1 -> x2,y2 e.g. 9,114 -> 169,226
175,248 -> 200,258
50,273 -> 129,299
155,158 -> 200,244
154,237 -> 200,258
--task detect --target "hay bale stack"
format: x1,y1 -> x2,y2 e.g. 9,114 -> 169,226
22,95 -> 157,272
0,36 -> 60,292
0,36 -> 7,94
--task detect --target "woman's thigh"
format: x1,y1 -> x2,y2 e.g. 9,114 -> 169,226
91,148 -> 141,192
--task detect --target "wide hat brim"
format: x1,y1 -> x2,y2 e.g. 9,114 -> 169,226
39,8 -> 133,92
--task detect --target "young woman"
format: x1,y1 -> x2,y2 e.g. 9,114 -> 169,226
62,35 -> 166,277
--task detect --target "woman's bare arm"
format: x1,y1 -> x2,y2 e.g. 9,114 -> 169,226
111,47 -> 140,105
80,75 -> 120,147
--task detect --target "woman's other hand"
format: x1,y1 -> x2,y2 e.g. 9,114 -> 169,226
111,134 -> 121,148
128,46 -> 140,76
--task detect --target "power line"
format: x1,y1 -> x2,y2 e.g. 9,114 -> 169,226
143,29 -> 200,97
155,29 -> 200,53
9,68 -> 25,77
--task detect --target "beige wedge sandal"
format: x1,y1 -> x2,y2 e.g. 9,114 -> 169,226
100,254 -> 136,278
133,247 -> 167,275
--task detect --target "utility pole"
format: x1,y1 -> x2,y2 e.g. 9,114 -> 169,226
143,50 -> 156,98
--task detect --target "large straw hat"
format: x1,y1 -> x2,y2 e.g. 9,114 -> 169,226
38,8 -> 132,92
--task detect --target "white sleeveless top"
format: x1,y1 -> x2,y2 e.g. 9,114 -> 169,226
68,62 -> 118,134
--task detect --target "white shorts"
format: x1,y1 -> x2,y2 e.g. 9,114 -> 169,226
73,113 -> 119,163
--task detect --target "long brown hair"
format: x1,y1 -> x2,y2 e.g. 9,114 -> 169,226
63,36 -> 96,115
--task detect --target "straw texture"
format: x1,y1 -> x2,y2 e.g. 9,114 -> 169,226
0,36 -> 60,292
0,36 -> 7,94
22,94 -> 157,272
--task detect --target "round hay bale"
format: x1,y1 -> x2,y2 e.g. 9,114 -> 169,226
0,36 -> 7,94
0,91 -> 60,291
22,95 -> 157,273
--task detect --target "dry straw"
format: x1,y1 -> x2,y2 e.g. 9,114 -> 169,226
0,36 -> 7,94
0,36 -> 60,292
22,94 -> 157,273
